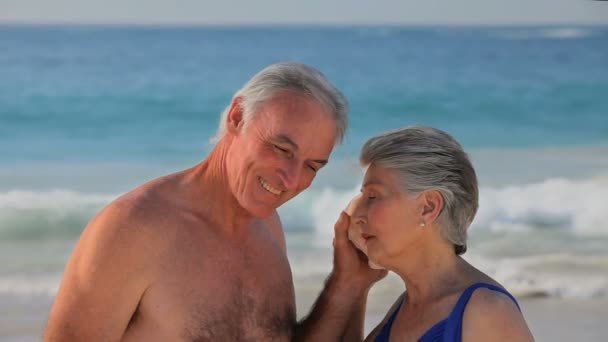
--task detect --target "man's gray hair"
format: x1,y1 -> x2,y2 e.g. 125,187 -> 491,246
360,126 -> 479,255
213,62 -> 348,143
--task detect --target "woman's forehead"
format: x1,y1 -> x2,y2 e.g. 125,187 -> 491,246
362,165 -> 406,193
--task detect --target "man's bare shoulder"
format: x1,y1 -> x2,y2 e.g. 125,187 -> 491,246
106,171 -> 188,220
261,211 -> 286,252
82,173 -> 188,251
44,175 -> 184,341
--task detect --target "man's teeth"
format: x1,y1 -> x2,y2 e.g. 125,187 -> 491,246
259,177 -> 282,195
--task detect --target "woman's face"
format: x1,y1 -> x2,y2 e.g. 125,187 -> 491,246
351,164 -> 424,267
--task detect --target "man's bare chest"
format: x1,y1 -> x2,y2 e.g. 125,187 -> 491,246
139,235 -> 296,341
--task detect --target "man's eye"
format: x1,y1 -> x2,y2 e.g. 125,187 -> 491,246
273,145 -> 295,159
307,164 -> 318,172
273,145 -> 289,154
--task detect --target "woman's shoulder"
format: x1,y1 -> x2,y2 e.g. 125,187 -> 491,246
461,285 -> 534,341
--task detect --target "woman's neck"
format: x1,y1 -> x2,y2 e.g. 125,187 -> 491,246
391,241 -> 471,305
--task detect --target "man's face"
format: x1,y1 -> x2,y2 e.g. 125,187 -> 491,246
226,91 -> 338,218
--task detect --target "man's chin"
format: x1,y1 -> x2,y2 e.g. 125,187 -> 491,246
244,202 -> 279,218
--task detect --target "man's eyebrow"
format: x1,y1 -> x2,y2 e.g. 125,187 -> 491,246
273,134 -> 299,150
272,134 -> 328,166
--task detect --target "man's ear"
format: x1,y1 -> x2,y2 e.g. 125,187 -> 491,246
419,190 -> 444,226
226,96 -> 245,135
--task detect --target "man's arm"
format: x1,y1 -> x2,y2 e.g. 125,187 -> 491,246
45,200 -> 156,341
294,212 -> 387,341
341,288 -> 369,342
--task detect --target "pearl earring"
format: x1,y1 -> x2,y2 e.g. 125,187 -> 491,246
420,222 -> 426,227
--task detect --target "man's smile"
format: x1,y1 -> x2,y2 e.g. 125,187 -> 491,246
259,177 -> 283,196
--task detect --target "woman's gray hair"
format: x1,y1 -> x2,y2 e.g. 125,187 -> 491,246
360,126 -> 478,255
212,62 -> 349,143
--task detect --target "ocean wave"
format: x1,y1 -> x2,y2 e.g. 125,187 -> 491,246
2,175 -> 607,241
468,252 -> 608,299
0,190 -> 115,210
287,245 -> 608,299
308,176 -> 608,242
493,27 -> 594,40
475,177 -> 608,235
0,273 -> 61,297
0,190 -> 116,240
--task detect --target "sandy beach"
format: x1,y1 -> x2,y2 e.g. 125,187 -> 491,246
2,294 -> 607,341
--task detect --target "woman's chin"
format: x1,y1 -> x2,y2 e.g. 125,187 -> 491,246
348,228 -> 386,270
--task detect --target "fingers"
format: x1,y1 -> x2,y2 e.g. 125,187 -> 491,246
333,211 -> 350,247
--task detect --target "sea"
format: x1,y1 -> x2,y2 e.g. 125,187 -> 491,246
1,25 -> 607,340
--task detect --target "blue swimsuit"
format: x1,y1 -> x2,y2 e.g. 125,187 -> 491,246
374,282 -> 520,342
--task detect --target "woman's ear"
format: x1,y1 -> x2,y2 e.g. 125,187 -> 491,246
420,190 -> 444,226
226,96 -> 245,135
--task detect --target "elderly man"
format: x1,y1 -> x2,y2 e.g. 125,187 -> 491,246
45,62 -> 382,341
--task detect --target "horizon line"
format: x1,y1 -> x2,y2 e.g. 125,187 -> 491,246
1,20 -> 608,28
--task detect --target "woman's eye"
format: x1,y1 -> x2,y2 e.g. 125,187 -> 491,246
307,164 -> 318,172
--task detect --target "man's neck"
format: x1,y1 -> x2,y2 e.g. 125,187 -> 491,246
192,138 -> 258,236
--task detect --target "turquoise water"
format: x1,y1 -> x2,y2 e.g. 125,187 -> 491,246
1,25 -> 608,339
1,25 -> 607,165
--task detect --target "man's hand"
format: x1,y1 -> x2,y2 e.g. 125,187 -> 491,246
332,211 -> 387,294
295,210 -> 388,341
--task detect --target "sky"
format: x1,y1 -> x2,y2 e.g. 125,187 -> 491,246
0,0 -> 607,25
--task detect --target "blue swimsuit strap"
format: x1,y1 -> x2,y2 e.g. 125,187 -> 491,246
442,282 -> 520,342
375,297 -> 404,342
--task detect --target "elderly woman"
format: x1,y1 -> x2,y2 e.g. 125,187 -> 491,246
342,126 -> 533,341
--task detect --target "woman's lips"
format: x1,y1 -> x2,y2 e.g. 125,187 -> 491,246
361,232 -> 374,240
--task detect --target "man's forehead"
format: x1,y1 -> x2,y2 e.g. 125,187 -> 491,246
253,110 -> 337,144
254,91 -> 334,121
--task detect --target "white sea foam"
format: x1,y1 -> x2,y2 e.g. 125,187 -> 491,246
540,27 -> 592,39
0,178 -> 606,300
0,190 -> 115,210
0,190 -> 117,240
0,274 -> 61,297
494,27 -> 593,40
467,252 -> 608,299
2,172 -> 607,241
299,175 -> 608,299
309,176 -> 608,240
474,177 -> 608,235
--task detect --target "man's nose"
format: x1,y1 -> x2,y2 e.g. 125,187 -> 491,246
278,159 -> 302,190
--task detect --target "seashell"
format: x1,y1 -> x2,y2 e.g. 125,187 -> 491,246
344,194 -> 384,270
